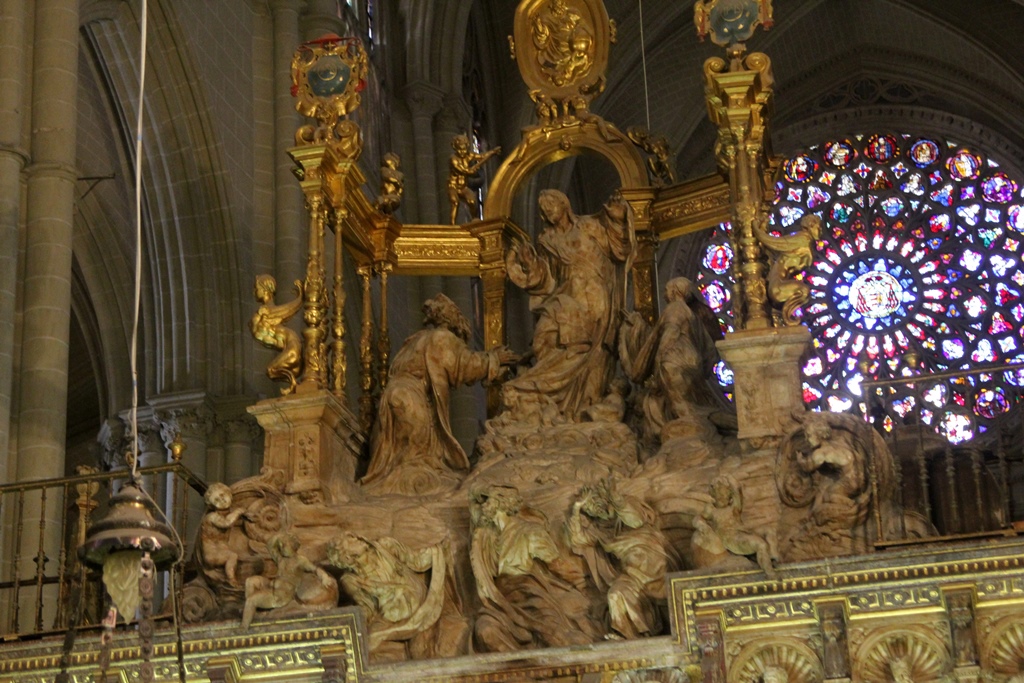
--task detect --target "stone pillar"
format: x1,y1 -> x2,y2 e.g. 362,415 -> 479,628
301,0 -> 344,40
271,0 -> 305,289
248,392 -> 362,504
0,0 -> 29,480
223,417 -> 261,484
716,326 -> 810,444
136,421 -> 168,513
153,394 -> 214,548
404,82 -> 444,224
12,0 -> 80,631
16,0 -> 79,480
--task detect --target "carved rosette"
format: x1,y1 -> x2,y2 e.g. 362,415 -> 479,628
728,639 -> 823,683
852,629 -> 952,683
981,617 -> 1024,676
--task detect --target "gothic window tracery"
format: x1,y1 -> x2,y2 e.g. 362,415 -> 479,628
697,133 -> 1024,443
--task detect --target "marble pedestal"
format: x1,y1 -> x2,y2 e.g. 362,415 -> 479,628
247,390 -> 363,503
717,325 -> 811,443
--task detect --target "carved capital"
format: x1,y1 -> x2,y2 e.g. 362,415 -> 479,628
223,417 -> 262,445
154,402 -> 216,447
403,81 -> 445,118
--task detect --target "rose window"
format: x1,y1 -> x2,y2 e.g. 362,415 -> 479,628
696,133 -> 1024,443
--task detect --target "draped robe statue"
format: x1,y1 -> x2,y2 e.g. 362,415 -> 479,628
362,294 -> 516,495
502,189 -> 635,424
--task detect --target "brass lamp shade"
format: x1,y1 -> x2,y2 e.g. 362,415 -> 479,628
79,479 -> 179,572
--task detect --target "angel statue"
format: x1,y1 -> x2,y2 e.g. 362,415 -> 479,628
375,152 -> 404,214
250,274 -> 304,394
777,411 -> 897,561
751,213 -> 822,325
447,134 -> 501,224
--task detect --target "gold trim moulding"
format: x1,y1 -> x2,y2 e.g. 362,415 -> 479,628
392,224 -> 484,275
651,172 -> 731,240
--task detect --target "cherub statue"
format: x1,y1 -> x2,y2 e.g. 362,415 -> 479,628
569,94 -> 614,141
777,411 -> 897,560
691,475 -> 776,576
529,89 -> 559,126
447,134 -> 501,224
250,274 -> 304,394
627,126 -> 677,185
375,152 -> 404,214
751,213 -> 822,325
566,479 -> 671,639
327,531 -> 466,660
241,532 -> 337,628
199,483 -> 252,586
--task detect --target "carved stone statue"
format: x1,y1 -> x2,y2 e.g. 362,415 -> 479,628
566,479 -> 670,639
447,134 -> 501,224
362,294 -> 517,495
241,532 -> 338,628
691,475 -> 776,576
752,213 -> 821,325
470,485 -> 602,652
250,274 -> 304,394
199,483 -> 253,586
502,189 -> 635,424
327,531 -> 467,660
531,0 -> 594,87
777,411 -> 896,560
620,277 -> 725,444
375,152 -> 404,214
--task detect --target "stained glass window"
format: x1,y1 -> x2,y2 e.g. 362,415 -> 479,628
696,133 -> 1024,444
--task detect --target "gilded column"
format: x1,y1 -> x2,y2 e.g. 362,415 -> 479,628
704,50 -> 774,330
357,265 -> 375,433
0,0 -> 28,479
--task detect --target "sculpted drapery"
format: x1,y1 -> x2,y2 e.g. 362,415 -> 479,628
503,189 -> 635,423
362,294 -> 515,495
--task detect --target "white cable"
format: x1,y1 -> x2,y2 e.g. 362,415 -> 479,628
638,0 -> 651,132
129,0 -> 147,482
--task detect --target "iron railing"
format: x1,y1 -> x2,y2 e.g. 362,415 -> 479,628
0,463 -> 206,639
863,362 -> 1024,546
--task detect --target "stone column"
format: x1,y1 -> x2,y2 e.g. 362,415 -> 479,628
223,417 -> 261,484
16,0 -> 79,479
12,0 -> 80,631
153,395 -> 214,548
0,0 -> 29,480
271,0 -> 305,289
716,326 -> 810,445
301,0 -> 344,39
404,82 -> 444,224
136,421 -> 168,512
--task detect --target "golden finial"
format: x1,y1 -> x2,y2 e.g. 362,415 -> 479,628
169,433 -> 186,462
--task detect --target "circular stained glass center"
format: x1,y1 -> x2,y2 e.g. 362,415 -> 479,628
848,271 -> 904,318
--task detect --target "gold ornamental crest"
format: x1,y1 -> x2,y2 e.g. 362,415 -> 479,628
291,34 -> 369,140
513,0 -> 611,99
